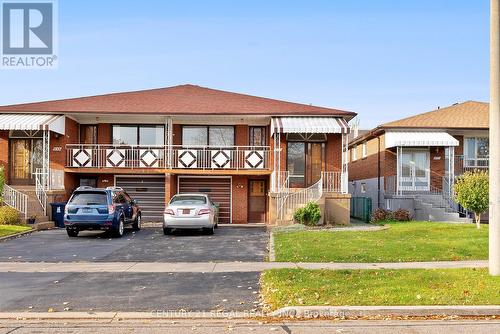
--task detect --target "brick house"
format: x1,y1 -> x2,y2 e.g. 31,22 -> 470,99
0,84 -> 355,224
349,101 -> 488,222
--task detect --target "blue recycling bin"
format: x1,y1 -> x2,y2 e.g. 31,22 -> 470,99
51,202 -> 67,228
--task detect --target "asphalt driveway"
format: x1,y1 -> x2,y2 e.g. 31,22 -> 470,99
0,227 -> 268,262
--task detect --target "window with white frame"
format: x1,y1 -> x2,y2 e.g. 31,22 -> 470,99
362,142 -> 367,158
464,137 -> 489,168
351,145 -> 357,161
360,182 -> 367,193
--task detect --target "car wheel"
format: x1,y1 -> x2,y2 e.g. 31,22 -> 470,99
114,216 -> 125,238
214,222 -> 218,229
163,227 -> 172,235
132,213 -> 141,231
66,228 -> 79,237
203,226 -> 214,235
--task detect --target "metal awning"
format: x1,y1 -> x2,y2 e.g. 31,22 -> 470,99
0,114 -> 65,135
271,117 -> 349,135
385,131 -> 459,148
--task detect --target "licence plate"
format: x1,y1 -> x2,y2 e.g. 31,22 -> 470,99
82,208 -> 93,214
182,209 -> 190,214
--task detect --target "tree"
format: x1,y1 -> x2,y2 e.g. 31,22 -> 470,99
454,171 -> 489,229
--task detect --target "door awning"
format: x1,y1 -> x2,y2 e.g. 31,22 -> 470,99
0,114 -> 65,135
385,131 -> 459,148
271,117 -> 349,135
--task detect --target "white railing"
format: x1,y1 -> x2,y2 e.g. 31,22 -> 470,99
66,144 -> 272,170
278,176 -> 323,220
34,168 -> 48,215
2,185 -> 28,219
271,171 -> 289,193
322,171 -> 342,193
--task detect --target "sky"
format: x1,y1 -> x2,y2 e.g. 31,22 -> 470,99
0,0 -> 489,128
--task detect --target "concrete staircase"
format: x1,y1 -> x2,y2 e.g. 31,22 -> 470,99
414,194 -> 471,223
9,185 -> 50,223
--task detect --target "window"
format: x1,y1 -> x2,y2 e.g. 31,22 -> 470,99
287,142 -> 306,187
170,195 -> 207,205
360,183 -> 367,193
112,125 -> 165,146
113,192 -> 127,204
181,126 -> 235,146
70,192 -> 108,205
351,145 -> 357,161
464,137 -> 489,167
362,142 -> 367,158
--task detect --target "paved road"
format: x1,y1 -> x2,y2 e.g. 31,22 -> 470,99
0,319 -> 499,333
0,272 -> 260,312
0,227 -> 268,262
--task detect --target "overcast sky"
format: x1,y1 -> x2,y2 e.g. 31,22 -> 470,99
0,0 -> 488,128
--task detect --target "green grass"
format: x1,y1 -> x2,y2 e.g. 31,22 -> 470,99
0,224 -> 32,237
261,268 -> 500,309
273,221 -> 488,262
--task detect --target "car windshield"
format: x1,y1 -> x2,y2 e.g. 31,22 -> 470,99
170,195 -> 207,205
70,192 -> 108,205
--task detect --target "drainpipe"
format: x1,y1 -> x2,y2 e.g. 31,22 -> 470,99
377,136 -> 381,209
490,0 -> 500,275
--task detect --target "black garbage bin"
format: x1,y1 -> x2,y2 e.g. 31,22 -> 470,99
51,202 -> 67,228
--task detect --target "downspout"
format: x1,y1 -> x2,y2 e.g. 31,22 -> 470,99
377,136 -> 381,209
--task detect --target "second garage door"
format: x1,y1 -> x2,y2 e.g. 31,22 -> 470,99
178,177 -> 231,224
115,176 -> 165,222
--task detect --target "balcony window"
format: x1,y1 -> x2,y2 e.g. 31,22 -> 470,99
112,125 -> 164,146
182,126 -> 234,146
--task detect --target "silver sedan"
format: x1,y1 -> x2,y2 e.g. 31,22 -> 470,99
163,193 -> 218,235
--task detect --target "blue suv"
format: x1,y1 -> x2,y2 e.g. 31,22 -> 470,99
64,186 -> 141,238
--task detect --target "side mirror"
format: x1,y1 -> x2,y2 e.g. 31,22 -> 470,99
131,199 -> 138,205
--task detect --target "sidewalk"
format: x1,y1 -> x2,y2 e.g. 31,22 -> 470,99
0,260 -> 488,273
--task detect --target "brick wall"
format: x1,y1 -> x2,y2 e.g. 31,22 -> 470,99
232,175 -> 248,223
0,130 -> 9,181
164,173 -> 178,204
326,134 -> 342,172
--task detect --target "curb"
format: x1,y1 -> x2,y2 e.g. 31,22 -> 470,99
0,228 -> 35,243
270,306 -> 500,318
1,306 -> 499,320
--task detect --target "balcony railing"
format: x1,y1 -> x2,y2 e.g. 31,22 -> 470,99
66,144 -> 271,170
455,155 -> 489,175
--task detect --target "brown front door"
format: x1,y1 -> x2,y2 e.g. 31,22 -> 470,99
248,180 -> 266,223
10,138 -> 43,185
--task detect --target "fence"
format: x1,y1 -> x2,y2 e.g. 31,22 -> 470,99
350,197 -> 372,222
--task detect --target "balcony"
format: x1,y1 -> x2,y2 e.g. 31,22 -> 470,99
66,144 -> 272,171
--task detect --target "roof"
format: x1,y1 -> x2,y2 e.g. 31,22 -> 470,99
349,101 -> 488,147
0,84 -> 356,118
381,101 -> 488,129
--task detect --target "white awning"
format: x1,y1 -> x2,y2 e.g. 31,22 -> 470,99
271,117 -> 349,135
385,131 -> 459,148
0,114 -> 65,135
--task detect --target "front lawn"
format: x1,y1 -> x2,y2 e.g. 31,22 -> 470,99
261,268 -> 500,310
273,221 -> 487,262
0,224 -> 32,238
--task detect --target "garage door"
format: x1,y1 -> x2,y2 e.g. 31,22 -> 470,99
115,176 -> 165,222
178,177 -> 231,224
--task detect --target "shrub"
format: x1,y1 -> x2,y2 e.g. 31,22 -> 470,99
454,171 -> 489,229
293,202 -> 321,226
0,206 -> 22,225
370,208 -> 392,224
393,208 -> 411,221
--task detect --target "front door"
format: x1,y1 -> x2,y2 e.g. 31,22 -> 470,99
399,150 -> 430,191
248,180 -> 266,223
10,138 -> 43,185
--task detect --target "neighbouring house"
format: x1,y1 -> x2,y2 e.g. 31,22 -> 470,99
0,84 -> 355,225
349,101 -> 488,222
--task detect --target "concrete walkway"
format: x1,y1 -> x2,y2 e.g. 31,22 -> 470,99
0,260 -> 488,273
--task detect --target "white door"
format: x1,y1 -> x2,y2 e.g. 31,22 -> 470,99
399,150 -> 430,191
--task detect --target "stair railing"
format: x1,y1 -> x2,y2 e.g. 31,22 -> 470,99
278,175 -> 323,220
2,185 -> 28,219
34,168 -> 48,215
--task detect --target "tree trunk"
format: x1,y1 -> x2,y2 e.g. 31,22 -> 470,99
475,213 -> 481,229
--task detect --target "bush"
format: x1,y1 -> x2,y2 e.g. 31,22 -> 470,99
393,208 -> 411,221
454,171 -> 489,229
293,202 -> 321,226
0,206 -> 22,225
370,208 -> 392,224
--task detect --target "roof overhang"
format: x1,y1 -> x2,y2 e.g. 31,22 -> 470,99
0,114 -> 65,135
271,117 -> 349,135
385,131 -> 459,148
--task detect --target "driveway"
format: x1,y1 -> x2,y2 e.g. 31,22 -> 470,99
0,226 -> 268,262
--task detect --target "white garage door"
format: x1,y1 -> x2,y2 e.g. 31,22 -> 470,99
178,177 -> 231,224
115,176 -> 165,222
